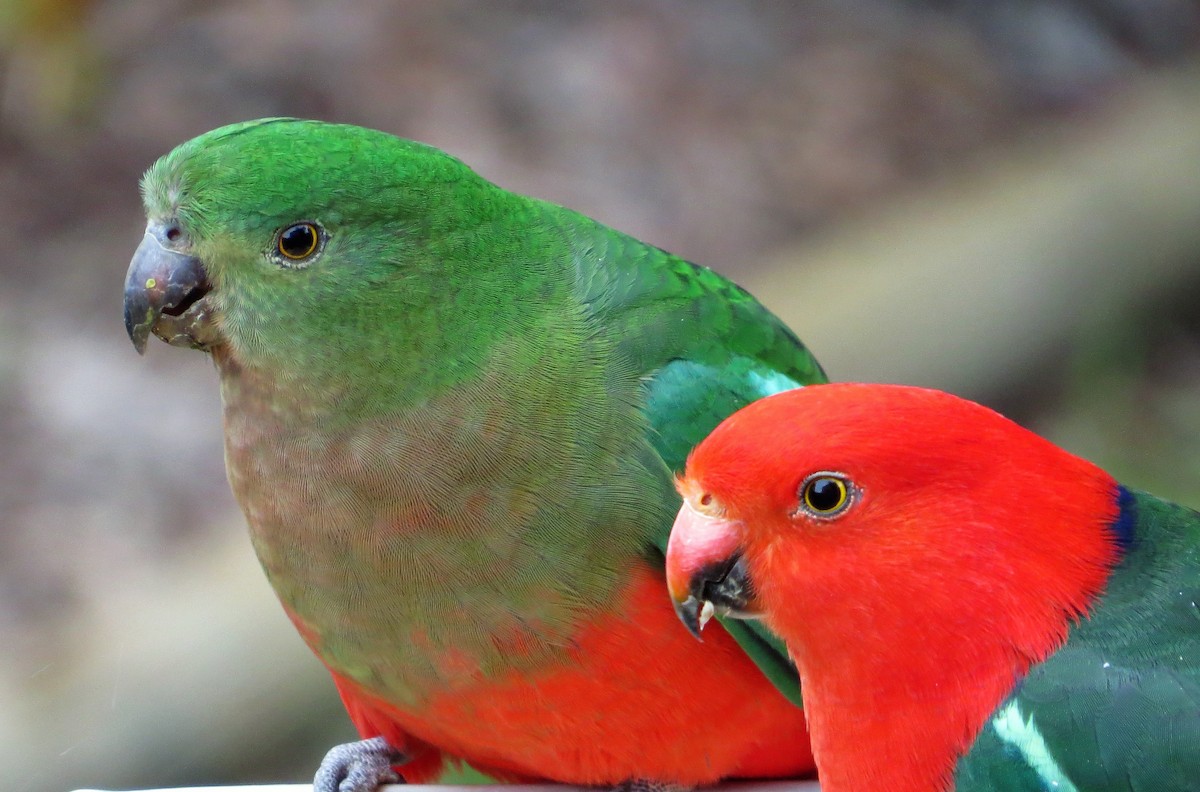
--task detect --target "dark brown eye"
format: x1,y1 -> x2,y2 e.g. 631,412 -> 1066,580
276,222 -> 321,261
800,474 -> 851,517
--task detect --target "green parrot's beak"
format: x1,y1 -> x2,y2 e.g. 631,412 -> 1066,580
123,224 -> 214,354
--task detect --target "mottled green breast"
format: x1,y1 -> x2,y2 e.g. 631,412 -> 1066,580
218,291 -> 668,703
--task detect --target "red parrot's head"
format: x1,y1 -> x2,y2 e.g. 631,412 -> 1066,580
665,383 -> 1121,677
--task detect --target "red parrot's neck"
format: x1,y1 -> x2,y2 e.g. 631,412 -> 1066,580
799,653 -> 1022,791
768,477 -> 1127,791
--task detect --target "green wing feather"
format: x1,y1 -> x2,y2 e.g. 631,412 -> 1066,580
956,489 -> 1200,790
563,216 -> 827,706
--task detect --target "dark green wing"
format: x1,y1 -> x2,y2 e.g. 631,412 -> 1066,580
956,489 -> 1200,790
567,217 -> 827,706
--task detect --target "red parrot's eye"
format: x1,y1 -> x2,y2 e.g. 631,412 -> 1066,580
274,221 -> 325,265
798,473 -> 852,518
699,493 -> 713,507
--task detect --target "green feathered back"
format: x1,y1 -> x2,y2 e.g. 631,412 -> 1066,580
956,489 -> 1200,790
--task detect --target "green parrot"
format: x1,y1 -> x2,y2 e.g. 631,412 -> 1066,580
122,118 -> 826,791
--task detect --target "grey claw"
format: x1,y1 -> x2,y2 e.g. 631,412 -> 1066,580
313,736 -> 407,792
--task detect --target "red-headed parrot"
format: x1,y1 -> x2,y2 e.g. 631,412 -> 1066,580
667,382 -> 1200,792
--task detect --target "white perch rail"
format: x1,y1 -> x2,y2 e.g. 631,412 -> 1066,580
73,783 -> 821,792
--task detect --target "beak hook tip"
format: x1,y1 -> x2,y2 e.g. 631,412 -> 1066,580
674,596 -> 707,642
124,309 -> 151,355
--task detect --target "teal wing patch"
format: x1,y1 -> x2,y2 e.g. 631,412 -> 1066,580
645,357 -> 804,473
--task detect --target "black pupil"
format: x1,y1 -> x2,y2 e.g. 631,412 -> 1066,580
808,478 -> 843,511
281,224 -> 315,257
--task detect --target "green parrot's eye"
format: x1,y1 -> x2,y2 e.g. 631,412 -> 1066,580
274,222 -> 324,265
798,473 -> 853,518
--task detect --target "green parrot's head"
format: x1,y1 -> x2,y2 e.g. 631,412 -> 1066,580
123,118 -> 503,370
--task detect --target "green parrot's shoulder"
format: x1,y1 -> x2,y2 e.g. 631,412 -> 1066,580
547,210 -> 824,390
533,205 -> 827,490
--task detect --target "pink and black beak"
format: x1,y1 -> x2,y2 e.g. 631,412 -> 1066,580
123,221 -> 214,354
665,502 -> 758,640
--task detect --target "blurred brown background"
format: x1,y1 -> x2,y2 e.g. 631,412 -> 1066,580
2,2 -> 1200,791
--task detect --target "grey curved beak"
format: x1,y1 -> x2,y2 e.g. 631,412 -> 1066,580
123,229 -> 210,354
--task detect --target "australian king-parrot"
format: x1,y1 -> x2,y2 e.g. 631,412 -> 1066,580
122,118 -> 826,791
667,382 -> 1200,792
